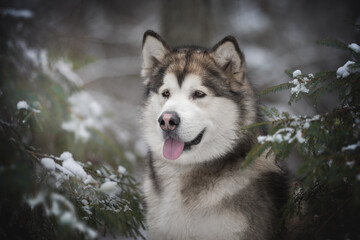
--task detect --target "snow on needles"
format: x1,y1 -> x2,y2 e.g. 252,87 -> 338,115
342,141 -> 360,152
41,151 -> 95,186
62,157 -> 89,182
118,165 -> 127,174
337,61 -> 356,79
257,114 -> 321,145
37,151 -> 133,223
61,91 -> 107,141
292,69 -> 302,77
258,128 -> 305,144
348,43 -> 360,53
27,192 -> 97,239
289,69 -> 311,97
41,158 -> 56,171
17,100 -> 29,110
100,181 -> 119,196
17,100 -> 41,113
55,59 -> 83,87
15,41 -> 83,86
336,43 -> 360,78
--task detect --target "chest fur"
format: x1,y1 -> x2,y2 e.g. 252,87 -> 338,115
143,164 -> 252,239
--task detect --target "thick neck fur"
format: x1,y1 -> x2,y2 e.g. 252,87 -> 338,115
147,129 -> 260,197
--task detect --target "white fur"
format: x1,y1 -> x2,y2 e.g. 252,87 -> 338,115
144,161 -> 250,240
142,71 -> 282,239
142,73 -> 239,165
141,33 -> 284,239
143,151 -> 280,240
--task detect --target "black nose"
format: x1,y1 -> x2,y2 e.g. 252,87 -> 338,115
158,111 -> 180,131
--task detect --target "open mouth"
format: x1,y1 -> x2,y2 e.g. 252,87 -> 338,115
162,128 -> 206,160
184,128 -> 206,151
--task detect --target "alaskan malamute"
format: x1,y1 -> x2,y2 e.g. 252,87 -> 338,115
141,30 -> 289,240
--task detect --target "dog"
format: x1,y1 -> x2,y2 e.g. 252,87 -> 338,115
140,30 -> 289,240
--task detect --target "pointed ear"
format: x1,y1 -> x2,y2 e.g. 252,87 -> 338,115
141,30 -> 169,78
210,36 -> 246,81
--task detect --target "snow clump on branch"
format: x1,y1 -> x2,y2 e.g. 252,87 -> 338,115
289,69 -> 310,96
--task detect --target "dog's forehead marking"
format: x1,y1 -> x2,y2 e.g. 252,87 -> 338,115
182,74 -> 203,90
162,72 -> 204,94
162,73 -> 179,90
166,51 -> 209,86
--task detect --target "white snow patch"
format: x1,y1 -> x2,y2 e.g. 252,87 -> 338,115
348,43 -> 360,53
53,152 -> 96,185
16,41 -> 82,87
17,100 -> 41,113
100,181 -> 119,196
51,193 -> 97,238
41,158 -> 56,171
303,121 -> 310,129
291,114 -> 320,129
55,59 -> 83,86
342,141 -> 360,151
17,100 -> 29,110
55,163 -> 74,177
60,212 -> 76,225
16,41 -> 41,67
118,165 -> 127,174
39,50 -> 50,74
62,158 -> 87,180
59,151 -> 73,161
292,69 -> 302,77
1,9 -> 33,18
83,175 -> 95,185
292,129 -> 305,143
289,77 -> 310,96
25,49 -> 39,66
346,161 -> 355,168
61,91 -> 107,141
258,127 -> 305,144
336,61 -> 356,79
328,159 -> 333,167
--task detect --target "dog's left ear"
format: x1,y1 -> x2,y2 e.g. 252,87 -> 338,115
210,36 -> 246,82
141,30 -> 169,78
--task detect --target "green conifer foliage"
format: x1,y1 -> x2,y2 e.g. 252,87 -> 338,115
0,28 -> 145,240
245,32 -> 360,239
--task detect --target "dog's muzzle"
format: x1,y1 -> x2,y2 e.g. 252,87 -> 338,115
158,111 -> 180,131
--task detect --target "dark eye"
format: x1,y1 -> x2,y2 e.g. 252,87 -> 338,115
162,89 -> 170,98
193,90 -> 206,99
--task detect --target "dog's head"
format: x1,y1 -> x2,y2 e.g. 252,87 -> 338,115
141,30 -> 257,164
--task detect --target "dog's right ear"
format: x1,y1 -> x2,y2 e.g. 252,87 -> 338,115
141,30 -> 169,78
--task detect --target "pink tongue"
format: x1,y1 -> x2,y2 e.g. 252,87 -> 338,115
163,138 -> 185,160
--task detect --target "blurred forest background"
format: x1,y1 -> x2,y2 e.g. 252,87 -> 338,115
0,0 -> 359,239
